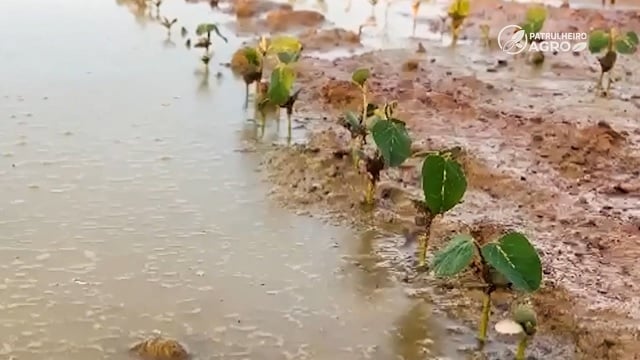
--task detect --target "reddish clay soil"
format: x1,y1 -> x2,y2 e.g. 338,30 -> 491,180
242,1 -> 640,359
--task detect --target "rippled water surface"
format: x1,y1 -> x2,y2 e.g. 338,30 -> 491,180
0,0 -> 472,359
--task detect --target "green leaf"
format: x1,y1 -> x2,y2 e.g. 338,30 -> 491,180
351,68 -> 370,87
276,51 -> 299,65
268,36 -> 302,55
588,30 -> 610,54
615,31 -> 638,54
525,5 -> 546,25
370,119 -> 412,167
432,234 -> 475,277
195,23 -> 228,42
267,65 -> 295,106
421,154 -> 467,214
480,232 -> 542,292
344,111 -> 361,128
447,0 -> 470,18
242,47 -> 261,67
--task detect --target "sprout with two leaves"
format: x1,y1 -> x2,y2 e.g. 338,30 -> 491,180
447,0 -> 470,47
339,68 -> 374,170
495,303 -> 538,360
431,231 -> 542,346
160,17 -> 177,36
257,36 -> 304,141
412,149 -> 466,267
357,103 -> 412,206
588,28 -> 638,96
194,23 -> 228,65
231,36 -> 268,109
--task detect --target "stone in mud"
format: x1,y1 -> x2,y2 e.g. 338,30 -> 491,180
129,337 -> 190,360
265,9 -> 325,31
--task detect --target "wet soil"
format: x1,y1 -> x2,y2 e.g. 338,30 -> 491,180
254,1 -> 640,359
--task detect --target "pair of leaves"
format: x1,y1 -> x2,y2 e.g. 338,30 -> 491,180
447,0 -> 470,18
371,119 -> 411,167
421,154 -> 467,215
432,232 -> 542,293
195,23 -> 228,43
267,64 -> 296,106
589,29 -> 639,54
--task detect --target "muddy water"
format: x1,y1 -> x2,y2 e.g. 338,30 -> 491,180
0,0 -> 473,359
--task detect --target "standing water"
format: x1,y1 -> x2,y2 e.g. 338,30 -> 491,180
0,0 -> 462,359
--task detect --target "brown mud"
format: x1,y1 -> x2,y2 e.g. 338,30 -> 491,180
245,1 -> 640,359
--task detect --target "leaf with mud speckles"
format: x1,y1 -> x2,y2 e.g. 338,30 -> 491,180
481,232 -> 542,292
267,64 -> 295,106
420,154 -> 466,214
371,119 -> 411,167
432,234 -> 475,277
615,31 -> 638,54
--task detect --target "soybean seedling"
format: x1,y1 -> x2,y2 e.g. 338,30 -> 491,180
431,231 -> 542,345
194,23 -> 228,61
258,36 -> 303,142
588,28 -> 638,96
231,36 -> 267,108
447,0 -> 469,47
411,149 -> 466,267
359,102 -> 412,206
340,68 -> 373,170
161,17 -> 177,36
495,304 -> 538,360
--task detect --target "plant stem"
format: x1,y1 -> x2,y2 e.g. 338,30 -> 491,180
516,335 -> 529,360
417,214 -> 434,267
478,287 -> 493,345
364,176 -> 375,205
351,136 -> 361,170
361,85 -> 367,128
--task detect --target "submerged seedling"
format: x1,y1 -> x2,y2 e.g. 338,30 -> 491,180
161,17 -> 177,35
431,231 -> 542,345
588,28 -> 638,96
231,38 -> 266,108
411,0 -> 420,36
447,0 -> 469,46
194,22 -> 228,55
180,26 -> 188,38
412,149 -> 466,267
257,36 -> 303,142
495,304 -> 538,360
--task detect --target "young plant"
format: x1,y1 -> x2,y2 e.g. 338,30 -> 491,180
412,149 -> 466,267
357,103 -> 412,206
194,23 -> 228,61
411,0 -> 420,36
257,36 -> 303,141
431,232 -> 542,345
231,40 -> 266,109
495,304 -> 538,360
339,68 -> 372,170
161,17 -> 177,36
180,26 -> 188,38
447,0 -> 469,46
152,0 -> 162,18
588,28 -> 638,96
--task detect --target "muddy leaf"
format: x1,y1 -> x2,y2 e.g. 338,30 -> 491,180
588,30 -> 610,53
344,111 -> 361,128
480,232 -> 542,292
615,31 -> 638,54
371,119 -> 411,167
432,234 -> 475,277
243,47 -> 262,67
195,23 -> 228,42
351,68 -> 370,87
268,65 -> 295,106
420,155 -> 467,214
